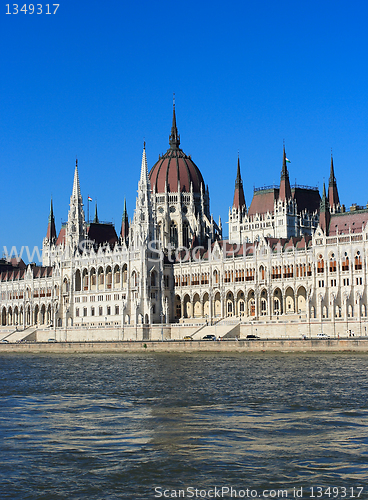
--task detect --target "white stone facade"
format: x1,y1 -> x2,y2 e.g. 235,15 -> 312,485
1,123 -> 367,340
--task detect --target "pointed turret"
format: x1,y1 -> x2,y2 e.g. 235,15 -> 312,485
140,141 -> 150,185
93,203 -> 99,224
328,153 -> 340,210
319,182 -> 330,234
279,145 -> 291,201
46,197 -> 57,242
66,159 -> 86,250
233,156 -> 246,210
131,142 -> 155,246
72,159 -> 82,200
169,95 -> 180,149
120,198 -> 129,245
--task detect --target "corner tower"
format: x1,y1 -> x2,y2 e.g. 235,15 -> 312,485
42,197 -> 57,266
228,156 -> 247,243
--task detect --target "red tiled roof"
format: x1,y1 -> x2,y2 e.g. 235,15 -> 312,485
149,148 -> 205,194
248,189 -> 277,216
329,211 -> 368,235
56,226 -> 66,246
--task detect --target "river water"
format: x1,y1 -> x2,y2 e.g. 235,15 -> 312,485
0,352 -> 367,500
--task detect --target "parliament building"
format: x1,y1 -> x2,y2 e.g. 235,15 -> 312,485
1,105 -> 368,341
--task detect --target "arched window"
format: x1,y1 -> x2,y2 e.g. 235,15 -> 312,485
170,221 -> 178,248
259,265 -> 265,281
90,268 -> 97,289
329,254 -> 336,272
114,265 -> 120,287
261,298 -> 267,316
132,271 -> 138,287
151,271 -> 157,287
355,252 -> 362,270
82,269 -> 88,290
74,270 -> 81,291
106,266 -> 112,289
98,267 -> 104,289
342,254 -> 349,272
317,256 -> 324,274
183,222 -> 190,248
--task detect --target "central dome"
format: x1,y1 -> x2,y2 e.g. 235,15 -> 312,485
149,105 -> 205,194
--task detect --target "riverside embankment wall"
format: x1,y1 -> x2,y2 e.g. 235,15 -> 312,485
6,317 -> 367,344
1,339 -> 368,353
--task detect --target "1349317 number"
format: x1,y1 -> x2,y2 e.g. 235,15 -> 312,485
309,486 -> 364,498
5,4 -> 59,14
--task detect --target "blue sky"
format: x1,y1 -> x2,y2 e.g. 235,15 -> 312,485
1,0 -> 367,261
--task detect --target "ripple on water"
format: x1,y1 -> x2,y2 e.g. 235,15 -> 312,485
0,352 -> 368,499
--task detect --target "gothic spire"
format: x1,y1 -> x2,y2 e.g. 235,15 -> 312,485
140,141 -> 150,185
233,156 -> 246,210
72,159 -> 82,200
279,145 -> 291,201
120,197 -> 129,245
67,158 -> 86,249
319,181 -> 330,235
93,202 -> 99,224
46,197 -> 57,241
169,94 -> 180,149
131,142 -> 155,246
320,182 -> 327,212
328,153 -> 340,209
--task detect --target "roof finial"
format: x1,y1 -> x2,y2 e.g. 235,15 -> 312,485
169,94 -> 180,149
76,158 -> 78,167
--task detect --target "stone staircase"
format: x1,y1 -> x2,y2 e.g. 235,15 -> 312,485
191,319 -> 240,340
1,326 -> 37,343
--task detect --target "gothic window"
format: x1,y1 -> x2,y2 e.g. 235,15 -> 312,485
132,271 -> 138,287
259,265 -> 265,281
75,270 -> 81,291
151,271 -> 157,287
90,269 -> 97,289
355,252 -> 362,270
329,254 -> 337,272
170,221 -> 178,247
317,256 -> 324,274
342,254 -> 349,271
183,222 -> 190,248
114,265 -> 120,286
98,267 -> 104,286
82,269 -> 88,290
122,264 -> 128,286
106,267 -> 112,289
261,298 -> 267,316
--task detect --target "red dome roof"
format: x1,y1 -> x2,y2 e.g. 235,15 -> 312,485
149,148 -> 205,194
149,102 -> 205,194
